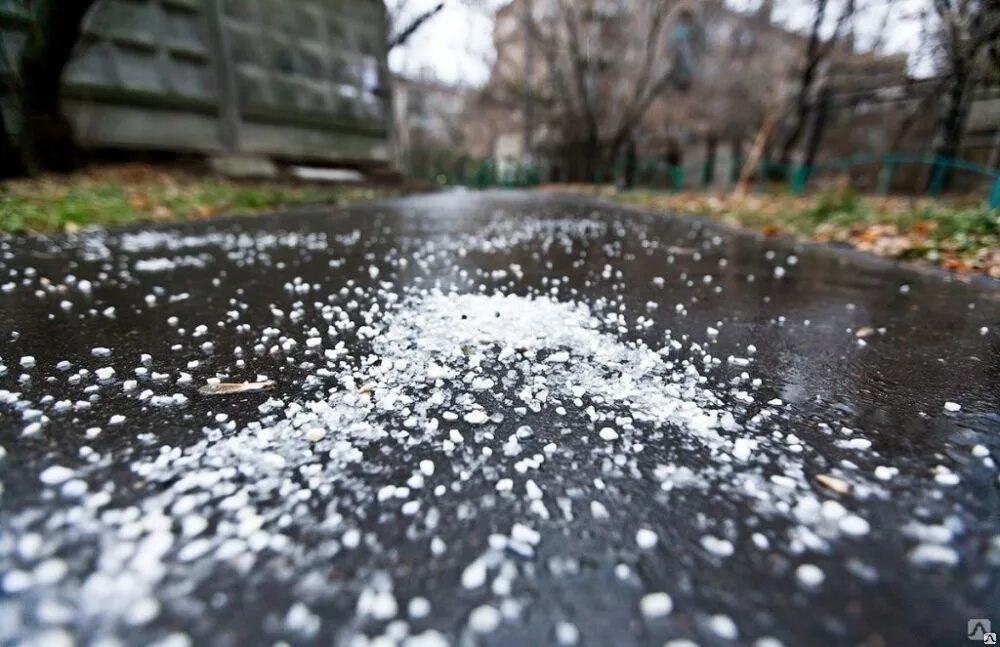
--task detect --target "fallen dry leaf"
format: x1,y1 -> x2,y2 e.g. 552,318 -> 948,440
198,381 -> 275,395
855,326 -> 875,338
815,473 -> 850,494
943,258 -> 970,272
152,205 -> 173,221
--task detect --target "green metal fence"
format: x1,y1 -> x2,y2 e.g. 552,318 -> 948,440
606,153 -> 1000,209
414,156 -> 542,189
791,154 -> 1000,208
412,150 -> 1000,209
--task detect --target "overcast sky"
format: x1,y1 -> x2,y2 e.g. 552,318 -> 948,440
389,0 -> 933,86
388,0 -> 505,87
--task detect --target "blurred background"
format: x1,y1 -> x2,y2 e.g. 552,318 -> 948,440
0,0 -> 997,271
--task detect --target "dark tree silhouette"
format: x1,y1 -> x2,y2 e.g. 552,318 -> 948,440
929,0 -> 999,166
777,0 -> 856,168
17,0 -> 96,174
0,0 -> 96,177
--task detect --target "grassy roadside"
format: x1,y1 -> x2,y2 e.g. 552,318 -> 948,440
543,184 -> 1000,279
0,164 -> 406,235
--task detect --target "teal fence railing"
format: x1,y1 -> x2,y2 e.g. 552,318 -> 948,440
792,153 -> 1000,208
411,151 -> 1000,209
606,153 -> 999,209
411,156 -> 541,189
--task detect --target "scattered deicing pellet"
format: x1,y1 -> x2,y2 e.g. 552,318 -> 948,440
463,409 -> 490,425
707,614 -> 739,640
598,427 -> 619,441
555,621 -> 580,645
795,563 -> 825,588
909,544 -> 959,567
701,535 -> 734,558
304,428 -> 326,442
0,221 -> 988,645
590,501 -> 610,520
511,523 -> 541,546
838,514 -> 871,537
639,592 -> 673,619
874,465 -> 898,481
39,465 -> 75,485
636,528 -> 658,550
468,604 -> 501,633
408,596 -> 431,619
732,438 -> 752,461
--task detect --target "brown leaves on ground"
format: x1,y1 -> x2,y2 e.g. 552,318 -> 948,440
542,184 -> 999,279
1,162 -> 406,235
851,224 -> 914,257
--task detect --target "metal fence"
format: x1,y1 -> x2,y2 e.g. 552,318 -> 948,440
423,151 -> 1000,209
591,154 -> 1000,209
0,0 -> 392,165
412,154 -> 542,189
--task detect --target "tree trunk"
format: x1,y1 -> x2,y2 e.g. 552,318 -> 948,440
935,73 -> 969,161
886,82 -> 939,154
802,87 -> 830,169
0,110 -> 25,178
17,0 -> 96,174
929,68 -> 970,192
777,0 -> 829,168
623,139 -> 637,189
702,134 -> 717,188
777,60 -> 819,168
736,109 -> 781,195
729,137 -> 743,185
987,128 -> 1000,172
583,127 -> 600,183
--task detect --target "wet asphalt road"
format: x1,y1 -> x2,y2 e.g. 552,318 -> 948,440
0,191 -> 998,647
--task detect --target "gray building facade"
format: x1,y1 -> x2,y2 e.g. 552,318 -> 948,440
0,0 -> 392,166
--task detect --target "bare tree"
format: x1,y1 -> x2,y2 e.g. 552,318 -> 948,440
880,9 -> 943,157
928,0 -> 1000,169
512,0 -> 698,180
776,0 -> 858,168
688,3 -> 797,187
386,1 -> 446,50
1,0 -> 97,177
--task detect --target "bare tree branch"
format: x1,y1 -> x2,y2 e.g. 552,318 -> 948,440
388,2 -> 445,50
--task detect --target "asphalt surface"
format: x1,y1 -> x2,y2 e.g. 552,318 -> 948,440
0,191 -> 998,647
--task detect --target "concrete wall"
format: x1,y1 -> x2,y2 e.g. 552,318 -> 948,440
0,0 -> 392,166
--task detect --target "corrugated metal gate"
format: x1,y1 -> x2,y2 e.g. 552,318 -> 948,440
0,0 -> 392,165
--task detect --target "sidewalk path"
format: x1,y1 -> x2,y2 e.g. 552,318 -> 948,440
0,191 -> 997,645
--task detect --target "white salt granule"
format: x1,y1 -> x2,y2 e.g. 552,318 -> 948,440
639,592 -> 673,618
636,528 -> 658,550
